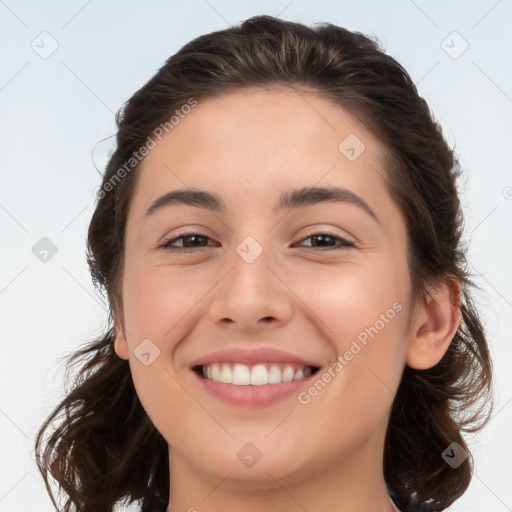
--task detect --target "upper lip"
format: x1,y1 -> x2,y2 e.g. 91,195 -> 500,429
190,347 -> 322,368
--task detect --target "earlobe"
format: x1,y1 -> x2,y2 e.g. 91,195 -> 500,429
406,275 -> 461,370
113,324 -> 130,360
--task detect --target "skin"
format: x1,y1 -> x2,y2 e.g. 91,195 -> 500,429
113,86 -> 461,512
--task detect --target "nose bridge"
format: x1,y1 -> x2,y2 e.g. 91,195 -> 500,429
228,232 -> 275,296
207,231 -> 294,329
235,234 -> 266,266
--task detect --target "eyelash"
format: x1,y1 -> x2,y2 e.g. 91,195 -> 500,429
159,230 -> 355,254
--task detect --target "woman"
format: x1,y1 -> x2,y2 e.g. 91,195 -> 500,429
35,15 -> 492,512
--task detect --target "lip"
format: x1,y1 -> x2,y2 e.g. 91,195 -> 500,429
189,346 -> 322,368
191,367 -> 318,407
189,346 -> 322,407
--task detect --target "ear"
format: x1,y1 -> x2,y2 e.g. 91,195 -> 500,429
113,324 -> 129,360
406,275 -> 461,370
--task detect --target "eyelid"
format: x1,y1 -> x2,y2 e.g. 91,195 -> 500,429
159,228 -> 217,250
158,225 -> 214,244
159,226 -> 356,252
296,227 -> 356,247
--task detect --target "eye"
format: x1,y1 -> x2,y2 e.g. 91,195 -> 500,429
294,232 -> 355,251
159,232 -> 217,253
159,230 -> 355,254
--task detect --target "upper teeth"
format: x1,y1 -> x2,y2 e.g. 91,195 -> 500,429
202,363 -> 313,385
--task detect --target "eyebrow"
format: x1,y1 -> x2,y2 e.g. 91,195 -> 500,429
144,186 -> 379,224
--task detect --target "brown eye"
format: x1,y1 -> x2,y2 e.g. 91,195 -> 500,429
160,233 -> 216,253
296,233 -> 355,250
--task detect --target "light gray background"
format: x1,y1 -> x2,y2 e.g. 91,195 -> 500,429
1,1 -> 511,511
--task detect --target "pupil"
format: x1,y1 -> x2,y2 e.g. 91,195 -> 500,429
188,235 -> 204,246
314,235 -> 333,246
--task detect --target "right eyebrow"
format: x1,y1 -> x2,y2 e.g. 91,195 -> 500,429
145,189 -> 225,219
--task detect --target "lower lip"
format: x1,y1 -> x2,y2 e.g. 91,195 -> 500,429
191,369 -> 317,407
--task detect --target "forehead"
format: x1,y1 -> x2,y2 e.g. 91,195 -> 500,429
130,86 -> 392,219
146,85 -> 385,160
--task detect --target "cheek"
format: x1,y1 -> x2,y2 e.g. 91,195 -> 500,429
300,257 -> 408,338
122,262 -> 206,343
120,263 -> 199,439
297,256 -> 410,392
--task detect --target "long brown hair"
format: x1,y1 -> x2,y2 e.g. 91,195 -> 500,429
35,15 -> 493,512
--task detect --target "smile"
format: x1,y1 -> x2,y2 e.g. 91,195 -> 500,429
196,362 -> 320,385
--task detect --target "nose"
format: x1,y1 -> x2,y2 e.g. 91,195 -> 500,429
207,241 -> 294,333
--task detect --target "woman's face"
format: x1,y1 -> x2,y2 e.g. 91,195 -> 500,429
114,86 -> 416,489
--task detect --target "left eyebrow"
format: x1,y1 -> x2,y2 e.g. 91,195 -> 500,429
275,185 -> 379,224
144,185 -> 379,224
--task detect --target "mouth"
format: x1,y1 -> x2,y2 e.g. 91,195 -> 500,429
189,346 -> 324,406
193,362 -> 321,385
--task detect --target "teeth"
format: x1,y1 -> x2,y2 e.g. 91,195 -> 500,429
233,363 -> 251,385
294,367 -> 304,380
281,366 -> 295,382
249,364 -> 267,385
268,365 -> 282,384
220,364 -> 232,384
200,363 -> 314,385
